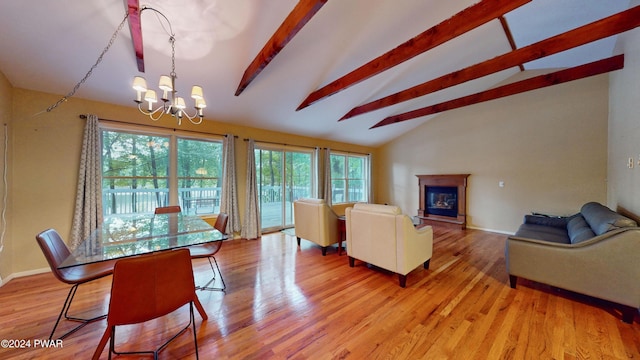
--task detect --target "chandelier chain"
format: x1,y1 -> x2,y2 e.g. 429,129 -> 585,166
170,35 -> 176,78
46,12 -> 130,113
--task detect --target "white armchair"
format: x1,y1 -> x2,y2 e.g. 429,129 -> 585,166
294,198 -> 339,256
346,203 -> 433,287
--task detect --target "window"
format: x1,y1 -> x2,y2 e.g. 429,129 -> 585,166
330,152 -> 369,204
101,127 -> 223,216
255,145 -> 316,231
177,138 -> 223,215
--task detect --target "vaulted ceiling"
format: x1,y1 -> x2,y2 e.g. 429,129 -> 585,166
0,0 -> 636,146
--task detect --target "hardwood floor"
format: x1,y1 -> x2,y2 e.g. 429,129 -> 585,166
1,227 -> 639,359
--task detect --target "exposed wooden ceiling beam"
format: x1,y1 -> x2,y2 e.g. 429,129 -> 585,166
343,6 -> 640,121
235,0 -> 328,96
370,54 -> 624,129
126,0 -> 144,72
498,16 -> 524,71
296,0 -> 531,110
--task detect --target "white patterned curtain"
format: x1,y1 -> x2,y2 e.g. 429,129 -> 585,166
70,114 -> 102,250
241,139 -> 261,239
219,134 -> 240,235
322,148 -> 332,206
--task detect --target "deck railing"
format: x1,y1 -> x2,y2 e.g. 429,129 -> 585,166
103,185 -> 315,216
103,187 -> 221,215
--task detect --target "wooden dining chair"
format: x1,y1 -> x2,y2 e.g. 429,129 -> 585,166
154,205 -> 182,214
189,212 -> 228,291
92,248 -> 207,360
36,229 -> 116,340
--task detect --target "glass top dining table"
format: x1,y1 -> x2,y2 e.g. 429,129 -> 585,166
59,212 -> 227,269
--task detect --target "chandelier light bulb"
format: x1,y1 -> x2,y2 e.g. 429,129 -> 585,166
144,90 -> 158,111
144,90 -> 158,103
191,85 -> 204,100
158,75 -> 173,100
132,76 -> 148,92
132,76 -> 148,102
195,98 -> 207,109
175,97 -> 186,109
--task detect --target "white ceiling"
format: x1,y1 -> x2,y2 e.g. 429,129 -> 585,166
0,0 -> 633,146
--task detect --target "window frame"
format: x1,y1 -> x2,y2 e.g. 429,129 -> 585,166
99,122 -> 224,216
329,151 -> 370,204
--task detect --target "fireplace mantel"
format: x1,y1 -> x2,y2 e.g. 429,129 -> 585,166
416,174 -> 470,229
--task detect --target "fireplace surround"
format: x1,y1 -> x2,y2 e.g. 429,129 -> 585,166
417,174 -> 469,229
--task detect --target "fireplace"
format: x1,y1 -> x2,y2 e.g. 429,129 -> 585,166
426,186 -> 458,218
417,174 -> 469,229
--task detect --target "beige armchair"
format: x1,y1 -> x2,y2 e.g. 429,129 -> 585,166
294,198 -> 339,256
346,203 -> 433,287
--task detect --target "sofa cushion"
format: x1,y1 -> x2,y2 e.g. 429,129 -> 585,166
514,223 -> 570,244
581,202 -> 637,236
524,214 -> 570,229
567,215 -> 596,244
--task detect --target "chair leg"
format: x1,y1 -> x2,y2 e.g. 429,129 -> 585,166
399,274 -> 407,288
110,304 -> 196,359
509,275 -> 518,289
197,256 -> 226,292
193,296 -> 208,320
91,325 -> 113,360
50,283 -> 107,340
621,305 -> 638,324
191,303 -> 199,360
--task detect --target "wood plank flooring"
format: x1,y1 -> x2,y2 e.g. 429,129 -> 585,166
1,227 -> 639,359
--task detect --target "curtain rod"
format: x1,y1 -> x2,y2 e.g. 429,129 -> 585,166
322,147 -> 371,156
79,115 -> 237,138
243,137 -> 370,156
243,138 -> 317,150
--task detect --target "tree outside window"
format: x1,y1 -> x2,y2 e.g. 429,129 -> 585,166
101,129 -> 222,216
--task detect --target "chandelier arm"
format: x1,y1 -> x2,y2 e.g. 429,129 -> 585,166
137,102 -> 169,121
175,108 -> 203,123
188,117 -> 204,125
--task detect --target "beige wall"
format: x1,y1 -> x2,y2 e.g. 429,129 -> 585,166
8,88 -> 375,276
377,72 -> 610,233
609,10 -> 640,218
0,71 -> 12,282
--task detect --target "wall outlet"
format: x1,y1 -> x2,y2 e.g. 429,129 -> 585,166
628,157 -> 634,169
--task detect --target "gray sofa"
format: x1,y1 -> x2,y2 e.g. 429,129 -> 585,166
506,202 -> 640,323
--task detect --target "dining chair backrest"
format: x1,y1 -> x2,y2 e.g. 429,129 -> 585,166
37,228 -> 116,341
214,212 -> 229,234
92,248 -> 203,359
154,205 -> 182,214
36,229 -> 73,284
108,248 -> 196,326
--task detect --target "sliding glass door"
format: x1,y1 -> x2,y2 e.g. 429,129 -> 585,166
255,146 -> 315,231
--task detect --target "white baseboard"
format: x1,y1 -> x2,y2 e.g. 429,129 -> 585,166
0,267 -> 50,287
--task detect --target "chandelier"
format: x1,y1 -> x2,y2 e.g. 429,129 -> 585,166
132,6 -> 206,125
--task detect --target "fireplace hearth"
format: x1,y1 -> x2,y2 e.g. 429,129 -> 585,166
417,174 -> 469,229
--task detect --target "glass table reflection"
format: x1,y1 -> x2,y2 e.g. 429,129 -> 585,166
59,213 -> 227,269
